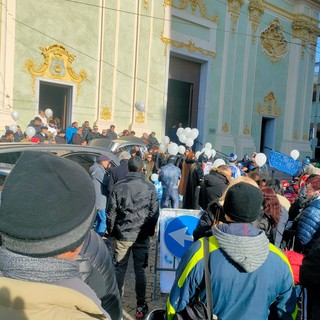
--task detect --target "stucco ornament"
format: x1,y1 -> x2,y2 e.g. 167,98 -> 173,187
257,92 -> 281,117
260,19 -> 288,63
248,0 -> 264,43
25,44 -> 87,100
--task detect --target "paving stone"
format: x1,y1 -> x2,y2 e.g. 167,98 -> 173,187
120,236 -> 169,319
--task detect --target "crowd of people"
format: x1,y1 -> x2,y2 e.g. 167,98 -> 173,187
0,110 -> 161,146
1,113 -> 320,319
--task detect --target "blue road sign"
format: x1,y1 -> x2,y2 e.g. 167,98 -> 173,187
164,215 -> 199,258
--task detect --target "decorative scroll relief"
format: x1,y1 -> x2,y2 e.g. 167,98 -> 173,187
260,19 -> 288,63
303,134 -> 309,141
257,92 -> 281,116
144,0 -> 149,9
248,0 -> 264,43
135,111 -> 145,124
222,122 -> 229,133
228,0 -> 244,31
160,34 -> 216,58
101,106 -> 112,120
293,131 -> 299,140
164,0 -> 219,23
25,44 -> 87,100
243,124 -> 250,135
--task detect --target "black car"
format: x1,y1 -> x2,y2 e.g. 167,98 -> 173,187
0,143 -> 120,173
88,136 -> 148,156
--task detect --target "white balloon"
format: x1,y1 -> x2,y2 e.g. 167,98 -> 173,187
255,153 -> 267,167
11,111 -> 19,121
185,138 -> 194,147
213,158 -> 226,167
162,136 -> 170,145
168,143 -> 179,155
9,124 -> 18,133
204,149 -> 211,158
135,102 -> 145,112
205,142 -> 212,149
191,128 -> 199,139
159,143 -> 166,153
186,131 -> 194,139
178,145 -> 186,154
179,133 -> 187,143
151,173 -> 159,182
195,151 -> 201,159
290,149 -> 300,161
184,127 -> 191,135
45,108 -> 53,118
26,126 -> 36,138
177,127 -> 184,136
211,149 -> 216,158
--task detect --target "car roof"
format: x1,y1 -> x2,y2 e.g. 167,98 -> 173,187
88,136 -> 147,151
0,143 -> 120,166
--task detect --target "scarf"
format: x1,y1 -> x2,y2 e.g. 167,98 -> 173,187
0,247 -> 79,283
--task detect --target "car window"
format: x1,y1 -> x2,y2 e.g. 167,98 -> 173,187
0,148 -> 118,174
113,146 -> 148,157
0,151 -> 22,165
62,152 -> 117,173
88,139 -> 113,149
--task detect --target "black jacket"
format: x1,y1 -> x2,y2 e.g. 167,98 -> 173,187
183,162 -> 204,209
193,202 -> 224,242
77,230 -> 122,320
199,169 -> 229,210
107,160 -> 129,193
107,172 -> 159,242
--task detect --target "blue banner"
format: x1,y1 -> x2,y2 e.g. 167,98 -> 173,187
268,150 -> 302,176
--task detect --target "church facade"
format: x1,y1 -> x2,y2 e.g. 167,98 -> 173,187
1,0 -> 319,157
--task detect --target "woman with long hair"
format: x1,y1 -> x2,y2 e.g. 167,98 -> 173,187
178,149 -> 196,199
253,187 -> 281,245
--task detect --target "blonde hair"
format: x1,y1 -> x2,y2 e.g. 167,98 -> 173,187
219,176 -> 259,205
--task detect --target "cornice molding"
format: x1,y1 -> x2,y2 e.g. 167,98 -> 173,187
292,14 -> 320,45
164,0 -> 219,23
160,34 -> 216,58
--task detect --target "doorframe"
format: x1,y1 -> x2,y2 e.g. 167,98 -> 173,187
165,50 -> 210,150
260,116 -> 276,157
35,77 -> 76,125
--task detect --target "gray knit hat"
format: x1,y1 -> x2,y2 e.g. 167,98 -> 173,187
0,151 -> 96,257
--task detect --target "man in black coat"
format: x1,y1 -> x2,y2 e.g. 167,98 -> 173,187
107,151 -> 131,193
107,156 -> 159,319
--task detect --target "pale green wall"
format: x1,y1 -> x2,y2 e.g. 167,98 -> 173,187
14,0 -> 101,129
6,0 -> 319,152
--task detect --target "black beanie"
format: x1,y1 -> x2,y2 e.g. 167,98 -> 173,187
223,182 -> 263,223
0,151 -> 96,257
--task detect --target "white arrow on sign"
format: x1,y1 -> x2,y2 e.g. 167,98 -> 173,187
168,227 -> 193,247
